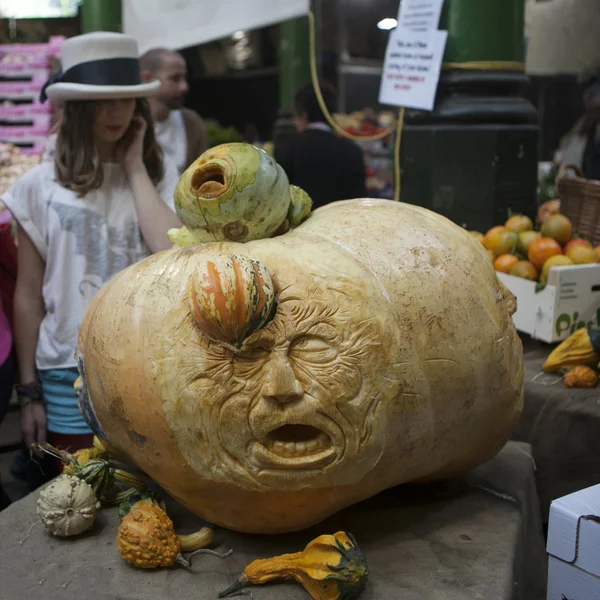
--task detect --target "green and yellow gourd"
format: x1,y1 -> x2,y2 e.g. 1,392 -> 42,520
188,252 -> 276,349
168,143 -> 312,247
219,531 -> 368,600
32,442 -> 146,504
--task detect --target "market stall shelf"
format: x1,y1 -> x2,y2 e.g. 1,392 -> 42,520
0,442 -> 546,600
512,336 -> 600,523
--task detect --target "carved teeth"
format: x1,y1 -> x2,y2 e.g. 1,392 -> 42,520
264,434 -> 330,456
306,439 -> 318,452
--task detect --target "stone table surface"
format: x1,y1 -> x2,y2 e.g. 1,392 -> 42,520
0,441 -> 546,600
514,336 -> 600,521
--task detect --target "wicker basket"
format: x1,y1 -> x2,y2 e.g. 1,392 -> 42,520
556,164 -> 600,247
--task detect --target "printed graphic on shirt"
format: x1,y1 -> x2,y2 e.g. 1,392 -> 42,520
52,202 -> 147,296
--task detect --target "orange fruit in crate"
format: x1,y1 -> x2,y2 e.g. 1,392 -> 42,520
487,230 -> 519,257
536,199 -> 561,226
468,231 -> 485,244
539,255 -> 574,284
595,246 -> 600,260
528,237 -> 562,269
494,254 -> 519,273
563,238 -> 592,253
566,245 -> 599,264
505,214 -> 533,233
540,214 -> 573,245
483,226 -> 506,249
517,230 -> 541,255
509,260 -> 538,281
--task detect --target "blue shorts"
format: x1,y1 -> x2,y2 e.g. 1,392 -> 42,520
39,367 -> 92,435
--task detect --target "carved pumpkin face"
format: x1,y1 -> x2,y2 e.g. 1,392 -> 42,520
154,251 -> 395,492
77,199 -> 523,534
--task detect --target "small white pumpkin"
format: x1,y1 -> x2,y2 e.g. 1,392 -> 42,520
37,474 -> 100,537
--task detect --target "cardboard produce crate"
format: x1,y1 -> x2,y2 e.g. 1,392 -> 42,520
546,484 -> 600,599
497,264 -> 600,343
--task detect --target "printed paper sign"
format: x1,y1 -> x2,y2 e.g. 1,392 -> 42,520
397,0 -> 444,32
378,29 -> 447,111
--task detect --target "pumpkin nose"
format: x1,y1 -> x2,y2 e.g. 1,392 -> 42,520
262,354 -> 303,404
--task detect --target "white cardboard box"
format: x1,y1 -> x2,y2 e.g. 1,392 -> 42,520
547,484 -> 600,600
497,264 -> 600,343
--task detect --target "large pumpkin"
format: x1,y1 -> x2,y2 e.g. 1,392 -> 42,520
77,199 -> 523,534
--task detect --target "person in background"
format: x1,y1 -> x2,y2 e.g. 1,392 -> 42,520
140,48 -> 208,173
0,295 -> 13,510
2,32 -> 181,491
275,82 -> 367,210
556,73 -> 600,179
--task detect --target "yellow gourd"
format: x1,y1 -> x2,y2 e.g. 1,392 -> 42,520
219,531 -> 368,600
563,365 -> 598,389
117,503 -> 232,569
543,328 -> 600,373
63,446 -> 107,476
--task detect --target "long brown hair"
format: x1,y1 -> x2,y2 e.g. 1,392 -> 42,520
54,98 -> 164,197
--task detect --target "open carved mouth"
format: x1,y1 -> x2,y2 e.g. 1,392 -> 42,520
252,423 -> 337,471
191,164 -> 227,198
263,424 -> 330,457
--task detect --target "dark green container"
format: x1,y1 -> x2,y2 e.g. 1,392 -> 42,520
440,0 -> 525,64
81,0 -> 122,33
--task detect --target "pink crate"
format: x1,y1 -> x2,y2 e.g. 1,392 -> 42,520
16,141 -> 46,156
0,80 -> 47,100
0,120 -> 51,137
1,61 -> 51,76
0,127 -> 49,140
0,100 -> 52,115
0,43 -> 52,57
0,106 -> 52,122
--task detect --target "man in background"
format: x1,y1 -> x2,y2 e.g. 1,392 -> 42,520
140,48 -> 208,173
275,82 -> 367,209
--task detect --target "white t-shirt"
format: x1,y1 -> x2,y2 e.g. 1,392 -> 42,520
2,160 -> 179,370
154,109 -> 187,174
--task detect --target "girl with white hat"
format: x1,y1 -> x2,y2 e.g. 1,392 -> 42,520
1,32 -> 182,489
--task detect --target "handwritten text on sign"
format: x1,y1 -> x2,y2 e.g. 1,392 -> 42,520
397,0 -> 444,32
378,30 -> 447,111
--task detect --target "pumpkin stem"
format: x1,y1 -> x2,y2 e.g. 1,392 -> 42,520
218,574 -> 251,598
177,548 -> 234,569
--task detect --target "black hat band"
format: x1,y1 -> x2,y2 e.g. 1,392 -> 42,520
40,57 -> 141,103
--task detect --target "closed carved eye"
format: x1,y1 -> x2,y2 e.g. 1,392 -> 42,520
289,335 -> 338,364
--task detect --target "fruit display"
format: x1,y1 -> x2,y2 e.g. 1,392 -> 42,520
76,148 -> 523,534
542,328 -> 600,389
471,207 -> 598,286
0,141 -> 40,201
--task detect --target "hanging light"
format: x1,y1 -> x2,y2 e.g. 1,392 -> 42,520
377,17 -> 397,30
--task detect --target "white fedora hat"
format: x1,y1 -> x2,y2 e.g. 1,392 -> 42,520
41,32 -> 160,103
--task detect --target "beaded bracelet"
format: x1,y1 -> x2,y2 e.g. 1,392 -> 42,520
14,381 -> 44,409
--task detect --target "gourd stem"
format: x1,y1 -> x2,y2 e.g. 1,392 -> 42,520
218,574 -> 251,598
178,525 -> 214,552
218,554 -> 300,598
31,442 -> 77,467
177,548 -> 234,569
